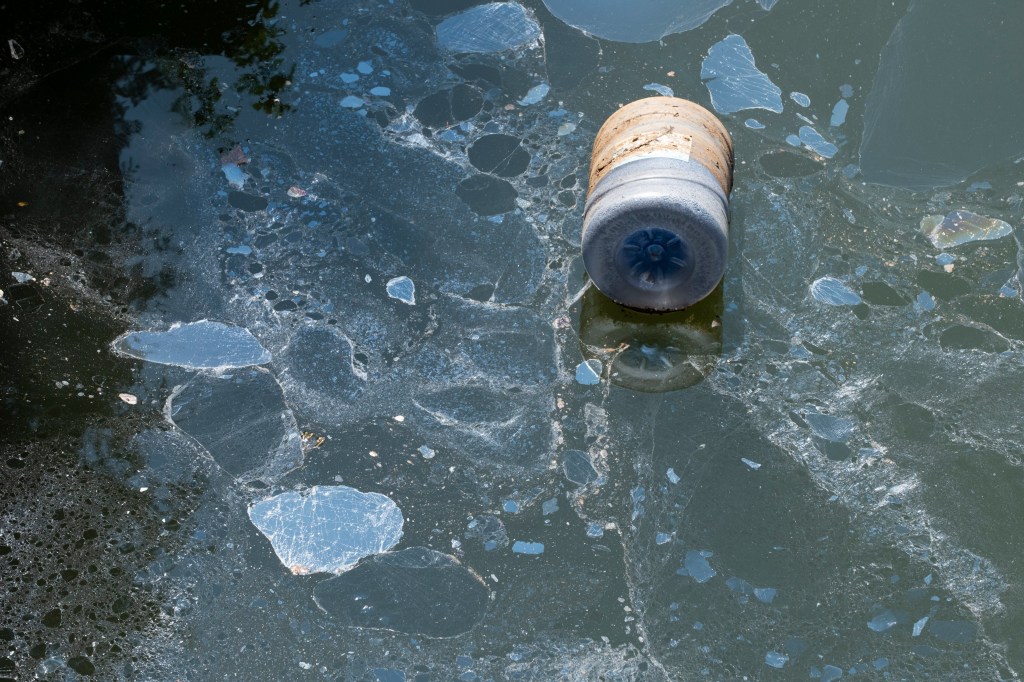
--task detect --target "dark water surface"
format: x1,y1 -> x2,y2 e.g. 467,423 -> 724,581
2,0 -> 1024,679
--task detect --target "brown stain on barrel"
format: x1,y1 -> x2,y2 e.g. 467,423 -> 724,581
588,97 -> 734,196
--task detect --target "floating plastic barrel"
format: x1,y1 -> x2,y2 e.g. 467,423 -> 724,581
583,97 -> 734,312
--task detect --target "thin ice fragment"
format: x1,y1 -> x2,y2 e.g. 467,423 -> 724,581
765,652 -> 788,668
754,587 -> 777,603
112,320 -> 271,369
666,467 -> 681,484
810,277 -> 862,306
912,616 -> 928,636
576,359 -> 602,385
741,457 -> 761,470
789,92 -> 810,107
745,118 -> 765,129
341,96 -> 365,109
517,83 -> 549,106
436,3 -> 541,54
313,547 -> 488,637
562,450 -> 598,485
386,276 -> 416,305
830,99 -> 849,127
920,210 -> 1012,249
644,83 -> 674,97
369,86 -> 391,96
701,35 -> 783,114
248,485 -> 404,575
512,541 -> 545,555
221,163 -> 246,189
798,126 -> 838,158
679,550 -> 716,583
757,0 -> 778,9
12,271 -> 34,283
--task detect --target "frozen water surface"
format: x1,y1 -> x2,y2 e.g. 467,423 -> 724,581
5,0 -> 1023,678
435,3 -> 541,54
248,486 -> 404,575
702,34 -> 784,114
112,320 -> 271,369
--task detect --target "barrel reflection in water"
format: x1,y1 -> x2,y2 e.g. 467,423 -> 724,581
577,284 -> 723,392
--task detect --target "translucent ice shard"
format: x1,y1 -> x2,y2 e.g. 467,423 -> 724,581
112,320 -> 271,369
798,125 -> 838,158
644,83 -> 674,97
576,359 -> 602,385
757,0 -> 778,9
512,541 -> 545,555
436,3 -> 541,54
167,368 -> 302,481
679,550 -> 716,583
810,277 -> 862,306
789,92 -> 810,107
248,486 -> 403,575
920,210 -> 1012,249
830,99 -> 849,127
765,651 -> 788,668
386,276 -> 416,305
701,34 -> 783,115
517,82 -> 549,106
562,449 -> 598,485
542,0 -> 732,43
221,163 -> 246,189
313,547 -> 489,637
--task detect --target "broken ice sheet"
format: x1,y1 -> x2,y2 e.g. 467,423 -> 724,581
221,163 -> 246,189
386,276 -> 416,305
168,368 -> 302,481
810,276 -> 862,306
542,0 -> 732,43
112,320 -> 271,369
920,210 -> 1012,249
562,449 -> 598,485
313,547 -> 488,637
436,2 -> 541,54
248,486 -> 403,575
701,34 -> 783,115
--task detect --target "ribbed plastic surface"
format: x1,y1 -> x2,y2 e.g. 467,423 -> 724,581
583,97 -> 734,312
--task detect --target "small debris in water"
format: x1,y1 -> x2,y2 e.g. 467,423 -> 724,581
517,83 -> 550,106
789,92 -> 811,107
287,186 -> 308,198
810,277 -> 862,306
741,458 -> 761,470
678,549 -> 716,583
765,651 -> 789,669
666,467 -> 680,484
118,393 -> 138,405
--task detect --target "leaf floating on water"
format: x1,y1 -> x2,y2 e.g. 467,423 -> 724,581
248,485 -> 404,575
920,210 -> 1012,249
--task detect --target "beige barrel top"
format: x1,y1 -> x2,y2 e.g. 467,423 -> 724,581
588,97 -> 734,196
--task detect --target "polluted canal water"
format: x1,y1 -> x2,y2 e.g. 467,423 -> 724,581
2,0 -> 1024,680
